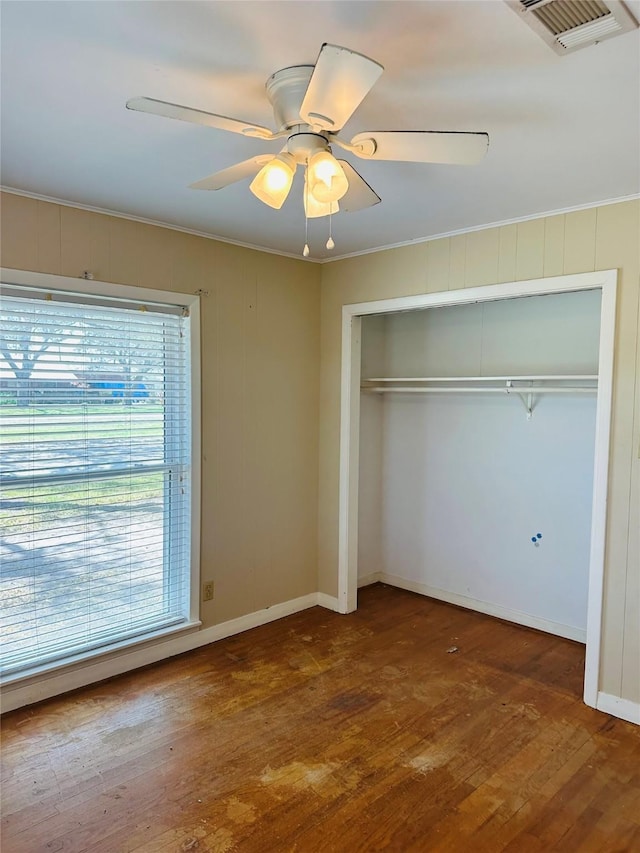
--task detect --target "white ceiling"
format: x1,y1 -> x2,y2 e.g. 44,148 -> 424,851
1,1 -> 639,261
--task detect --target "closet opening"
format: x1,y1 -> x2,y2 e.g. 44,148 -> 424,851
337,271 -> 617,710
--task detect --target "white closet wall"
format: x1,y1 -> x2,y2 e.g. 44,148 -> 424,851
358,290 -> 601,640
358,316 -> 386,580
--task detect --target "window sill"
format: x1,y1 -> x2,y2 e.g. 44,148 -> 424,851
1,619 -> 202,704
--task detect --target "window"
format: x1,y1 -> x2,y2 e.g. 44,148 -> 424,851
0,282 -> 196,677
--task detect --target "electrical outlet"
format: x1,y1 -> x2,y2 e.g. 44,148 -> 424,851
202,581 -> 214,602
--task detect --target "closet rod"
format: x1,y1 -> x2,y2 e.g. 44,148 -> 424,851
364,375 -> 598,383
363,387 -> 597,395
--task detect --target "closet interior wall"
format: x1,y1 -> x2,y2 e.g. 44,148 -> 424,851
358,289 -> 602,641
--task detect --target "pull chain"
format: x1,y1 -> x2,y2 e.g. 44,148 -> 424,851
326,210 -> 335,251
303,166 -> 310,257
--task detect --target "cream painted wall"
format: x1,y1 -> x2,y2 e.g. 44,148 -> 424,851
1,191 -> 637,708
319,201 -> 640,705
0,191 -> 322,630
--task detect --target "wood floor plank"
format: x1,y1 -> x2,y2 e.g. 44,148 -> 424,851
2,584 -> 639,852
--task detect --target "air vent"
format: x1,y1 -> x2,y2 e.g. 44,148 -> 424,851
533,0 -> 609,34
506,0 -> 638,54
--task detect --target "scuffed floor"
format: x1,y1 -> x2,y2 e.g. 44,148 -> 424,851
2,584 -> 640,852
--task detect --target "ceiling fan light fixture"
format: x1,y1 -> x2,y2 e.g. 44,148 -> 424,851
307,150 -> 349,203
249,152 -> 296,209
128,41 -> 490,252
304,173 -> 339,218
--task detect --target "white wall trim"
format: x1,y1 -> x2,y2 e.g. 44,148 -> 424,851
583,276 -> 617,704
342,271 -> 616,318
188,297 -> 202,623
3,184 -> 637,266
322,194 -> 640,263
378,574 -> 587,643
1,592 -> 339,713
357,572 -> 382,588
0,186 -> 322,264
1,267 -> 200,307
316,593 -> 342,612
338,271 -> 618,717
596,692 -> 640,725
338,312 -> 362,614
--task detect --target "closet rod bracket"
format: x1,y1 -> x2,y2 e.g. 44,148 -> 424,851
506,381 -> 534,419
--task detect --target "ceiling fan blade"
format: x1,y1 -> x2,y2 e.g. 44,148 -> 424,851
337,161 -> 381,212
126,97 -> 276,140
349,131 -> 490,164
300,44 -> 383,132
189,156 -> 274,191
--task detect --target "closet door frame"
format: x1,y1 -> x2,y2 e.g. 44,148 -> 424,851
338,270 -> 617,710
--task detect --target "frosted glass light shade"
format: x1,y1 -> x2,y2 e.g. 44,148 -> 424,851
249,153 -> 295,209
307,150 -> 349,203
304,173 -> 339,218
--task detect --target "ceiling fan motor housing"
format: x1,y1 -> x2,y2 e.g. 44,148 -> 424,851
287,131 -> 331,164
125,42 -> 489,223
266,65 -> 314,131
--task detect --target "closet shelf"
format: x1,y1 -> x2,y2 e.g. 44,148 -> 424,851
363,386 -> 597,393
362,375 -> 598,383
360,375 -> 598,419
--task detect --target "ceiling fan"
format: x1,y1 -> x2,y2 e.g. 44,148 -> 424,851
127,43 -> 489,255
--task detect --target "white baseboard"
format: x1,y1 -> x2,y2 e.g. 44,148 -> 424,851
358,572 -> 382,588
378,573 -> 587,643
3,584 -> 637,728
316,592 -> 341,612
596,692 -> 640,725
1,592 -> 336,714
369,574 -> 637,727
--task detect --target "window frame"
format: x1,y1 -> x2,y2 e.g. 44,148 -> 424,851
0,268 -> 202,684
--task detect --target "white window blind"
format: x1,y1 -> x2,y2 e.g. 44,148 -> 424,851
0,287 -> 192,676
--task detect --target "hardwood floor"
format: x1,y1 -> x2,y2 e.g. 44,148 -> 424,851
2,584 -> 640,852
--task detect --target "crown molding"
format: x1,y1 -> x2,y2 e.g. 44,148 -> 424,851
323,193 -> 640,263
0,186 -> 322,265
2,185 -> 638,265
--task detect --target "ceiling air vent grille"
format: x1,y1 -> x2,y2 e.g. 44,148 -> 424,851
532,0 -> 609,35
506,0 -> 638,54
